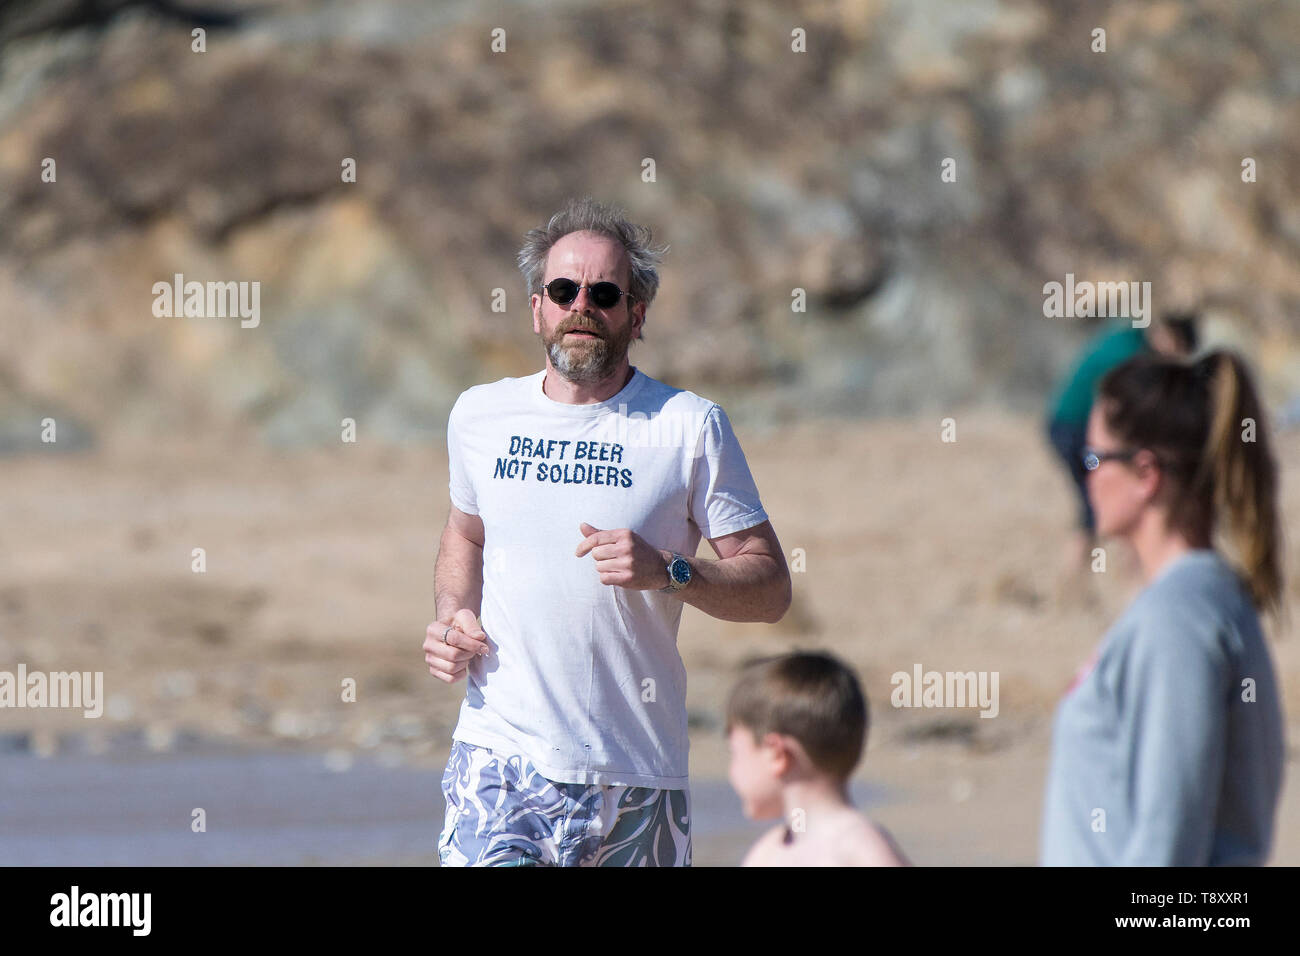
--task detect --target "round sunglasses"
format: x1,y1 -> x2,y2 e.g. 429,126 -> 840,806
540,277 -> 635,310
1081,446 -> 1138,471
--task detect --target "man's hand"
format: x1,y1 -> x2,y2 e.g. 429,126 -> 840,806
424,608 -> 490,684
575,522 -> 669,591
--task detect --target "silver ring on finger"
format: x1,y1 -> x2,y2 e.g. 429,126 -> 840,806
442,625 -> 453,644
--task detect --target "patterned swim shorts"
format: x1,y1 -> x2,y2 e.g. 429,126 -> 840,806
437,740 -> 691,867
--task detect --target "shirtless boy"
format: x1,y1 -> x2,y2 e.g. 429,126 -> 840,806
726,651 -> 909,866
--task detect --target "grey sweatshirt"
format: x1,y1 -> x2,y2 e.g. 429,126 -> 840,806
1040,549 -> 1285,865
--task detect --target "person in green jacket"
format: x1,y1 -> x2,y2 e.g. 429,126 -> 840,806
1046,314 -> 1198,570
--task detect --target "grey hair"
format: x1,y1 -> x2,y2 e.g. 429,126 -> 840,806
517,196 -> 669,308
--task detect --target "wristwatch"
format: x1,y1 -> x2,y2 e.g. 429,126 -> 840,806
661,552 -> 692,592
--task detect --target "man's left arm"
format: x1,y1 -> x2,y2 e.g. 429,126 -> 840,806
574,402 -> 791,624
664,521 -> 791,623
575,519 -> 792,624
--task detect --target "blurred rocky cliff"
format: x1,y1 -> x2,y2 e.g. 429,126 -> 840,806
1,0 -> 1299,452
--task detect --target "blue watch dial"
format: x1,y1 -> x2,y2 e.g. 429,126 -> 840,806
670,556 -> 691,585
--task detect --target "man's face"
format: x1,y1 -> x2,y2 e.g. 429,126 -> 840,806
1147,324 -> 1177,356
1147,323 -> 1192,358
532,231 -> 646,384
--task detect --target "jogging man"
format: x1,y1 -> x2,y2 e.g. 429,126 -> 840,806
425,197 -> 792,866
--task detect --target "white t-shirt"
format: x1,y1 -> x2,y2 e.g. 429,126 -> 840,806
444,365 -> 769,788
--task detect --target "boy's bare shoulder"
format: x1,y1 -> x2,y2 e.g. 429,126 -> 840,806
740,823 -> 789,866
739,814 -> 910,867
843,818 -> 911,866
810,811 -> 910,866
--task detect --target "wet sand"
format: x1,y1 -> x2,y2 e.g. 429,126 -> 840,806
0,741 -> 887,866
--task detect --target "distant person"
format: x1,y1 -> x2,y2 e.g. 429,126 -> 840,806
1046,314 -> 1198,571
726,651 -> 909,866
425,196 -> 792,866
1040,350 -> 1285,865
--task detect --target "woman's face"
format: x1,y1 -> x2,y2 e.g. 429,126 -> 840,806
1085,404 -> 1153,539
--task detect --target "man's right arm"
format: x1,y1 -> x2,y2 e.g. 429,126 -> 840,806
435,504 -> 486,622
426,504 -> 490,684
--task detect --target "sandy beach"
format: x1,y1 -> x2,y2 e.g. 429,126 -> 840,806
2,409 -> 1297,865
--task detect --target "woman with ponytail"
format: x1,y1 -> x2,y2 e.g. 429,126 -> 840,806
1040,350 -> 1286,865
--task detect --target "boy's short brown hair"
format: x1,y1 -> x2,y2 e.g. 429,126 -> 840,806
724,651 -> 867,782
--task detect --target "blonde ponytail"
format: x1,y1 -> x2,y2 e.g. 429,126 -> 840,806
1198,351 -> 1283,613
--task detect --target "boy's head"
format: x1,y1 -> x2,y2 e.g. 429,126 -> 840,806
724,651 -> 868,820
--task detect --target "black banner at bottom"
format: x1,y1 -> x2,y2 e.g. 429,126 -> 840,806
0,865 -> 1284,942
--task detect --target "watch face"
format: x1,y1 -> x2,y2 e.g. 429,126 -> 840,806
670,557 -> 691,585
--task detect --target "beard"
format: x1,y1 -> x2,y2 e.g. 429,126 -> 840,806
542,315 -> 634,385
